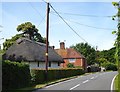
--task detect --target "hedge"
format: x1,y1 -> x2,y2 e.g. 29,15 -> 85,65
2,60 -> 31,90
31,68 -> 84,84
102,63 -> 117,71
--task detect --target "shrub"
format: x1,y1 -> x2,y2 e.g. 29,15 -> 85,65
31,68 -> 84,84
102,62 -> 117,71
67,63 -> 75,68
2,60 -> 31,90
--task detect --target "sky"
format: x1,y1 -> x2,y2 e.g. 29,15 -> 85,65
0,0 -> 119,51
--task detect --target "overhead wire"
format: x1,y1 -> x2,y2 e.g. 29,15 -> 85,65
50,11 -> 113,18
41,0 -> 100,47
51,13 -> 115,30
27,1 -> 46,28
49,3 -> 88,43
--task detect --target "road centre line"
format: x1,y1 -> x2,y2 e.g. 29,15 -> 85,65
90,77 -> 94,79
70,84 -> 80,90
82,80 -> 89,83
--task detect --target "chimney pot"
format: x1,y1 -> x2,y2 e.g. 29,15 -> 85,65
60,42 -> 65,49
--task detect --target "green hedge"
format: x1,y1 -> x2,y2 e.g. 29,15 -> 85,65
102,62 -> 117,71
2,60 -> 31,90
31,68 -> 84,84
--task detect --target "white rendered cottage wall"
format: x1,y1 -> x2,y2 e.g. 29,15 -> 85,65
25,62 -> 61,69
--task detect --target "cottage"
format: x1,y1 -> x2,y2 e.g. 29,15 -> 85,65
2,38 -> 64,69
55,42 -> 87,71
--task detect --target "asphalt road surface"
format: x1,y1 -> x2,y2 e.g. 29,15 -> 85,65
35,71 -> 118,91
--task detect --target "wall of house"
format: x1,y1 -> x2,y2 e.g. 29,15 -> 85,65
24,61 -> 61,69
61,58 -> 87,70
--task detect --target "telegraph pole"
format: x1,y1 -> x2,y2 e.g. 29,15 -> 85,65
45,2 -> 50,81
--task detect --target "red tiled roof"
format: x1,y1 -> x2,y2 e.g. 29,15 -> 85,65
55,48 -> 85,59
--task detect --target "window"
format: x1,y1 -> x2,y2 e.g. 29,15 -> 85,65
58,62 -> 60,66
49,62 -> 51,67
37,61 -> 39,67
68,59 -> 76,63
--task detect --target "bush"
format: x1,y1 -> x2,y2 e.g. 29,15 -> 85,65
102,62 -> 117,71
67,63 -> 75,68
31,68 -> 84,84
2,60 -> 31,90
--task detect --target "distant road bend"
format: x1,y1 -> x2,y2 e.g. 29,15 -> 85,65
34,71 -> 118,91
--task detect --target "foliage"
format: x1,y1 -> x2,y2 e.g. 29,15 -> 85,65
97,58 -> 108,66
2,60 -> 31,90
70,43 -> 96,65
112,2 -> 120,67
3,34 -> 24,50
101,62 -> 117,71
67,63 -> 75,68
3,22 -> 46,50
17,22 -> 46,43
31,68 -> 84,84
98,47 -> 116,64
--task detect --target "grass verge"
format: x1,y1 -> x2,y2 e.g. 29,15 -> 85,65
114,74 -> 118,91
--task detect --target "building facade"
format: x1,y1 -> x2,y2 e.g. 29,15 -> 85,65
2,38 -> 64,69
55,42 -> 87,71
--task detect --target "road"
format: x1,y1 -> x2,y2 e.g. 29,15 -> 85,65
35,71 -> 117,91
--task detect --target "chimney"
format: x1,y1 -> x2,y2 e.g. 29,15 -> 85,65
51,46 -> 55,49
60,42 -> 65,49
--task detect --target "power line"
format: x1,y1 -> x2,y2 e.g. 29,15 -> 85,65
51,13 -> 116,31
27,1 -> 46,28
49,4 -> 88,43
51,11 -> 113,18
63,19 -> 115,30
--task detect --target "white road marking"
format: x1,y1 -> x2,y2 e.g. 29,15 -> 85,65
82,80 -> 89,83
70,84 -> 80,90
90,77 -> 94,80
111,74 -> 118,91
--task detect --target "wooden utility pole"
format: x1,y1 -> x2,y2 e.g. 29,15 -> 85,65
45,2 -> 50,80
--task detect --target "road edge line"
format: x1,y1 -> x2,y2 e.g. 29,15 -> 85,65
111,74 -> 117,91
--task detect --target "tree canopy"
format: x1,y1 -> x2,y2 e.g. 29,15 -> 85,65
3,22 -> 46,50
70,43 -> 96,65
98,47 -> 116,64
3,34 -> 24,50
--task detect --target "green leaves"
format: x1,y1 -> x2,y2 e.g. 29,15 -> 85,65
112,2 -> 119,6
112,31 -> 117,34
70,43 -> 96,65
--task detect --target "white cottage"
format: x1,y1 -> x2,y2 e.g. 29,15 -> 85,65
2,38 -> 64,69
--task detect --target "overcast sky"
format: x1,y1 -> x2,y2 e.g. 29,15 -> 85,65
0,0 -> 119,50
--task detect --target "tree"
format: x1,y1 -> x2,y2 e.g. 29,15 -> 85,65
98,47 -> 116,64
3,22 -> 46,50
97,58 -> 108,66
70,43 -> 96,65
3,34 -> 24,50
112,2 -> 120,66
17,22 -> 46,42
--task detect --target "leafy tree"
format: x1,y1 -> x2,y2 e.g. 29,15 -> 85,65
3,34 -> 24,50
67,63 -> 75,68
70,43 -> 96,65
112,2 -> 120,66
3,22 -> 46,50
97,58 -> 108,66
98,47 -> 116,64
17,22 -> 45,42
